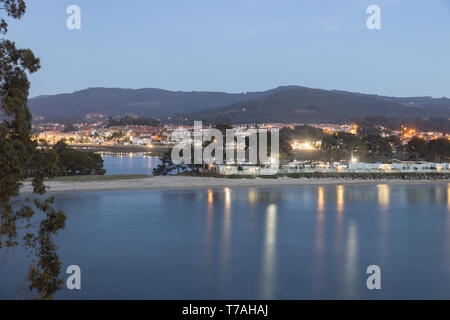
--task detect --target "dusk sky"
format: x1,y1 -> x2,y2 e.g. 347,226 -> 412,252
6,0 -> 450,98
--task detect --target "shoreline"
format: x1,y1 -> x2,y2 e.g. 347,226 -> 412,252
20,176 -> 450,193
68,144 -> 169,154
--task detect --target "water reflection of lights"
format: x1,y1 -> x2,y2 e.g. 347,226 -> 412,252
248,188 -> 257,204
377,184 -> 390,211
448,184 -> 450,211
344,221 -> 358,298
336,185 -> 344,215
445,184 -> 450,267
208,188 -> 214,229
204,189 -> 215,265
317,187 -> 324,216
208,189 -> 214,205
221,188 -> 232,275
261,204 -> 277,299
313,187 -> 325,295
377,185 -> 390,264
316,187 -> 325,248
335,185 -> 344,255
225,187 -> 231,210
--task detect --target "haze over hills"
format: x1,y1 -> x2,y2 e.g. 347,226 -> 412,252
29,86 -> 450,124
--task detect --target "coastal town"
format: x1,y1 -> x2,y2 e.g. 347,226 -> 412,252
34,113 -> 449,147
32,113 -> 450,176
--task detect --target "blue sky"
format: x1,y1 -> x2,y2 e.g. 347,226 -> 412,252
5,0 -> 450,97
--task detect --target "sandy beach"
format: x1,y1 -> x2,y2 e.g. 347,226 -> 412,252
20,176 -> 450,193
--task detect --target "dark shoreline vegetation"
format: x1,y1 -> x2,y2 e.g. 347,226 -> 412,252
49,140 -> 106,175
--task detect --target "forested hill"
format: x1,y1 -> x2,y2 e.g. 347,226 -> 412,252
187,86 -> 450,124
29,87 -> 287,121
29,86 -> 450,123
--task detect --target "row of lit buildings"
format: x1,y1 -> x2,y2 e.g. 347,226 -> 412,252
214,161 -> 450,176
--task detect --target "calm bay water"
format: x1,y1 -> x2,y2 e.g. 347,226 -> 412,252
102,154 -> 161,175
2,183 -> 450,299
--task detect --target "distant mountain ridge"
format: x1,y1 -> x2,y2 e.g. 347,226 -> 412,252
29,87 -> 286,121
29,86 -> 450,123
188,86 -> 450,124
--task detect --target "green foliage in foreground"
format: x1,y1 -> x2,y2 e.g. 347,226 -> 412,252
1,0 -> 66,300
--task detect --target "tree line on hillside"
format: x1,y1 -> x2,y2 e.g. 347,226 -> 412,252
321,133 -> 450,163
354,116 -> 449,135
280,125 -> 450,163
407,137 -> 450,162
106,115 -> 160,127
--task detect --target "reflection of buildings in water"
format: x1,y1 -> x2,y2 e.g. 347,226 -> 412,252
377,184 -> 390,211
255,192 -> 283,203
299,189 -> 314,203
261,204 -> 277,299
162,191 -> 201,202
406,187 -> 433,204
435,186 -> 444,204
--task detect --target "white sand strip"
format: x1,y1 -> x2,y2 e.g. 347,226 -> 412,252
20,176 -> 450,193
